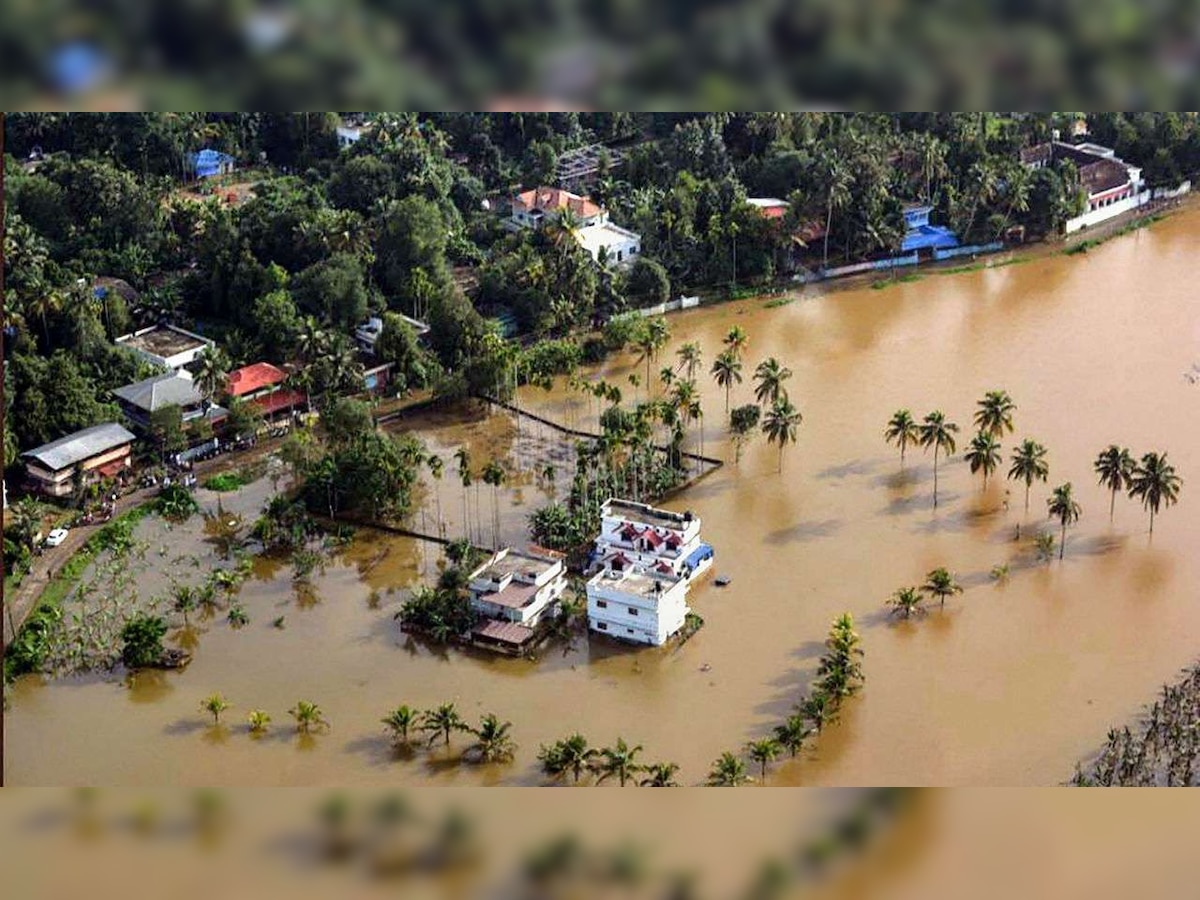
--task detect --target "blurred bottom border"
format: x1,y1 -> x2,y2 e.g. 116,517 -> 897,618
0,788 -> 1197,899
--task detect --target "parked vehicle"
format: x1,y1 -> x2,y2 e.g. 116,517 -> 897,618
44,528 -> 70,548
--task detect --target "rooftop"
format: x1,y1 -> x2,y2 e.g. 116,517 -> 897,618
227,362 -> 288,397
603,498 -> 696,530
471,548 -> 562,584
514,187 -> 603,220
478,580 -> 540,610
116,324 -> 212,360
23,422 -> 136,472
1080,158 -> 1133,195
591,566 -> 681,600
112,371 -> 204,412
572,221 -> 641,259
747,198 -> 789,220
472,619 -> 536,647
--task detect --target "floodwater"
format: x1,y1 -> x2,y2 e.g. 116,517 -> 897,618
7,207 -> 1200,786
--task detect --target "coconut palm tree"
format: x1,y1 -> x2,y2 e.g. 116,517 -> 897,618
465,713 -> 517,763
1094,445 -> 1135,523
420,703 -> 468,748
710,349 -> 743,417
723,326 -> 748,361
676,342 -> 703,381
753,357 -> 792,405
973,390 -> 1016,438
592,738 -> 643,787
194,345 -> 231,404
884,409 -> 920,466
1046,484 -> 1082,560
762,398 -> 802,474
707,751 -> 751,786
918,411 -> 959,508
746,738 -> 782,781
772,715 -> 811,758
1128,452 -> 1183,535
540,733 -> 597,784
7,497 -> 42,550
26,286 -> 63,347
200,693 -> 230,724
888,586 -> 925,618
427,454 -> 445,537
1008,439 -> 1050,515
482,460 -> 506,548
964,431 -> 1002,489
247,709 -> 271,734
288,700 -> 329,734
922,568 -> 962,607
382,705 -> 418,747
638,762 -> 681,787
820,158 -> 852,269
634,318 -> 670,385
296,316 -> 327,363
454,447 -> 472,542
796,692 -> 835,733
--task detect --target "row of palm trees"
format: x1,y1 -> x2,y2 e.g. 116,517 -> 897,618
888,568 -> 964,618
198,694 -> 328,734
884,392 -> 1183,541
382,702 -> 516,763
538,734 -> 681,786
445,448 -> 509,548
708,614 -> 865,785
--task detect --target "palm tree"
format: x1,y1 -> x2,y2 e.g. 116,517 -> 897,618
194,345 -> 231,404
7,497 -> 42,550
1094,445 -> 1135,522
746,738 -> 782,781
884,410 -> 920,466
710,349 -> 743,416
918,411 -> 959,508
922,568 -> 962,607
540,733 -> 597,784
964,431 -> 1002,489
382,705 -> 418,747
592,738 -> 643,787
635,318 -> 670,385
638,762 -> 681,787
26,286 -> 63,347
762,398 -> 802,474
420,703 -> 468,748
466,714 -> 517,763
1128,452 -> 1183,535
1046,483 -> 1082,559
676,342 -> 703,381
1008,439 -> 1050,515
296,316 -> 327,363
723,326 -> 748,361
820,158 -> 852,269
247,710 -> 271,734
753,357 -> 792,405
427,454 -> 445,537
288,700 -> 329,734
454,448 -> 472,542
888,586 -> 925,618
772,715 -> 811,758
482,460 -> 506,548
707,751 -> 751,786
200,693 -> 230,724
974,390 -> 1016,438
796,692 -> 836,733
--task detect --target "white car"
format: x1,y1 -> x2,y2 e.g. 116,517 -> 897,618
44,528 -> 70,548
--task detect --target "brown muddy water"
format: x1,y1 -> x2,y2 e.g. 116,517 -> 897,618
7,209 -> 1200,785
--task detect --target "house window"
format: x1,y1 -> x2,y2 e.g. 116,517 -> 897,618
598,622 -> 608,631
617,250 -> 623,262
627,607 -> 638,616
627,627 -> 635,634
596,600 -> 608,609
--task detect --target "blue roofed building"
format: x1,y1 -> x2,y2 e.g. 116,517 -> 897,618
900,206 -> 959,254
191,148 -> 235,179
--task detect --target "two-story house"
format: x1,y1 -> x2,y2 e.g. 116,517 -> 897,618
510,187 -> 642,265
467,548 -> 568,653
586,566 -> 690,647
592,498 -> 714,582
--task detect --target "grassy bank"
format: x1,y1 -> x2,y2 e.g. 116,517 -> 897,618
1063,213 -> 1166,256
4,501 -> 157,682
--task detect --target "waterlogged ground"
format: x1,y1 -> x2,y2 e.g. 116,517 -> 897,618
7,207 -> 1200,785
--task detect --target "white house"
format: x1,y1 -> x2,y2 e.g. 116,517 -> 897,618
510,186 -> 642,266
592,498 -> 714,582
337,126 -> 363,149
354,315 -> 431,356
467,548 -> 568,628
1019,141 -> 1148,233
115,324 -> 214,371
586,566 -> 690,646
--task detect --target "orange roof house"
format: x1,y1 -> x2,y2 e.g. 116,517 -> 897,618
513,187 -> 604,221
227,362 -> 288,398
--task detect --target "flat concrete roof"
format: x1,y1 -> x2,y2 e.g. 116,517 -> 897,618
116,324 -> 211,359
603,498 -> 694,530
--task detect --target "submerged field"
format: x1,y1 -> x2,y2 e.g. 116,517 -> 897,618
6,206 -> 1200,786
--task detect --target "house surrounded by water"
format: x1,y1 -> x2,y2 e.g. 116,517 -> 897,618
467,548 -> 568,654
586,566 -> 690,647
592,498 -> 714,583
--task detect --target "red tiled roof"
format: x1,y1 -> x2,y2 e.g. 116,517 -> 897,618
515,187 -> 603,219
656,562 -> 673,574
227,362 -> 288,397
642,530 -> 665,548
620,523 -> 642,539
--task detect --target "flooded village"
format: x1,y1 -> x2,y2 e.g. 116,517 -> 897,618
4,113 -> 1200,787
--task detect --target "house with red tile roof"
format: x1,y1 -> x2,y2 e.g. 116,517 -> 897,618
510,186 -> 642,265
226,362 -> 303,417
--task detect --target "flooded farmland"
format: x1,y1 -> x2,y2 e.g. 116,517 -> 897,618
7,207 -> 1200,786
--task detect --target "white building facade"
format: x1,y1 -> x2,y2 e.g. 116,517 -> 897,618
586,567 -> 690,646
467,548 -> 568,627
592,498 -> 714,582
509,186 -> 642,266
